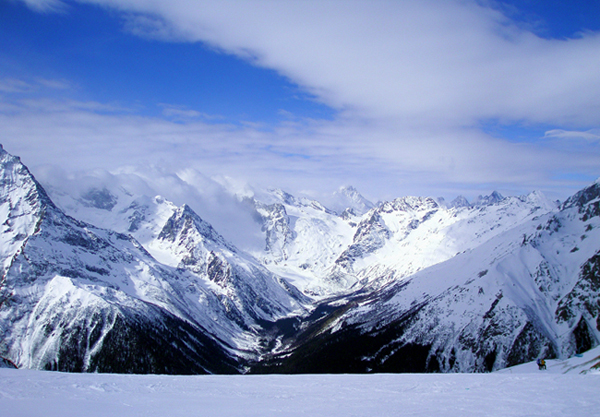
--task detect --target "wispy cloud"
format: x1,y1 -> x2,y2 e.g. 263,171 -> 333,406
18,0 -> 67,13
159,104 -> 223,121
1,93 -> 597,202
0,78 -> 36,93
0,77 -> 73,94
544,129 -> 600,143
35,162 -> 266,252
36,78 -> 72,90
121,13 -> 195,42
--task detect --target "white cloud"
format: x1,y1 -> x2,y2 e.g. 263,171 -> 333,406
544,129 -> 600,143
0,78 -> 36,93
121,13 -> 195,42
74,0 -> 600,128
6,0 -> 600,202
35,78 -> 73,90
35,163 -> 266,252
18,0 -> 67,13
2,95 -> 598,203
159,104 -> 222,121
0,77 -> 74,95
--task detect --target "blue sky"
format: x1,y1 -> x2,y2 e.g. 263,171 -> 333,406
497,0 -> 600,39
1,0 -> 599,204
0,1 -> 334,123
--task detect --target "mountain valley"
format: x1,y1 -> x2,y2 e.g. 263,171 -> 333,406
1,145 -> 598,374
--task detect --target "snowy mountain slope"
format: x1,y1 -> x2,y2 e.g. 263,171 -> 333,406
499,343 -> 600,374
328,191 -> 557,291
149,202 -> 308,326
0,167 -> 237,372
4,143 -> 599,375
47,176 -> 558,302
43,179 -> 309,329
250,189 -> 357,296
49,180 -> 361,297
0,146 -> 54,276
0,146 -> 306,373
255,180 -> 600,373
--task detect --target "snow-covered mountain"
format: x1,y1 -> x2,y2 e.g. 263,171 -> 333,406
1,144 -> 599,374
0,146 -> 306,373
328,190 -> 558,290
42,181 -> 309,327
250,188 -> 557,296
331,185 -> 375,216
256,180 -> 600,373
249,188 -> 357,296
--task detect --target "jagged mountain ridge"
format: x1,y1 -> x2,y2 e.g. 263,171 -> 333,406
0,146 -> 306,373
327,190 -> 558,290
255,179 -> 600,373
249,187 -> 558,297
2,144 -> 599,374
41,182 -> 308,330
332,185 -> 375,216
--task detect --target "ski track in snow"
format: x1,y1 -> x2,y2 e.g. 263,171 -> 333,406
0,368 -> 598,417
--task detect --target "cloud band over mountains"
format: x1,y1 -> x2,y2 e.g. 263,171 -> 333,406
2,0 -> 600,201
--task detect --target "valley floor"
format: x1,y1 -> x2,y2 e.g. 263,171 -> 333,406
1,347 -> 599,417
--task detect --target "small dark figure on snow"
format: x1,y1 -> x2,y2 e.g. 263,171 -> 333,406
536,358 -> 546,370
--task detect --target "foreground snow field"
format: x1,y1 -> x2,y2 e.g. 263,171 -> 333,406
1,348 -> 599,417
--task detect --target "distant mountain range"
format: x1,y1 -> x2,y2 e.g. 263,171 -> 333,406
0,145 -> 598,374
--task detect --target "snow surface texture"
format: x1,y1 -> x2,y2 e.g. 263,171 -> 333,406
0,347 -> 598,417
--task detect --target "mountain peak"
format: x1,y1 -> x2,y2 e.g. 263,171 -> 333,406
386,195 -> 439,212
561,179 -> 600,217
269,189 -> 297,206
157,203 -> 236,253
338,185 -> 361,197
0,145 -> 55,214
332,185 -> 374,216
519,190 -> 557,211
472,191 -> 504,207
449,195 -> 470,208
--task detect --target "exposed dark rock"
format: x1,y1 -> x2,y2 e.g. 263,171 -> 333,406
79,188 -> 118,211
